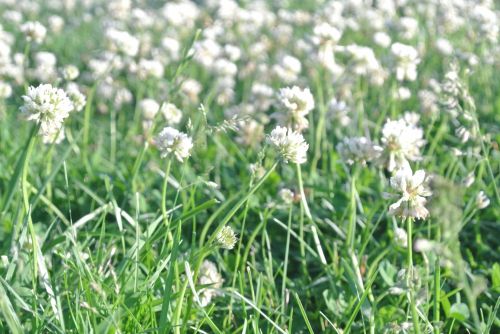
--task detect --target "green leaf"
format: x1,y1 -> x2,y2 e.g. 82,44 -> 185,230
450,303 -> 470,321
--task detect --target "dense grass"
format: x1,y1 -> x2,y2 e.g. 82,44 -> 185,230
0,1 -> 499,333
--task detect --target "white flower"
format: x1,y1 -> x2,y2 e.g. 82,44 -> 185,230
160,103 -> 182,125
279,188 -> 295,205
198,260 -> 223,307
0,81 -> 12,99
475,191 -> 490,209
336,137 -> 382,165
390,43 -> 420,81
267,126 -> 308,164
105,28 -> 139,57
388,164 -> 432,220
137,59 -> 164,79
275,86 -> 314,131
273,55 -> 302,83
65,83 -> 86,112
139,98 -> 160,120
216,226 -> 237,250
21,21 -> 46,43
20,84 -> 74,135
62,65 -> 79,81
155,127 -> 193,162
381,118 -> 425,172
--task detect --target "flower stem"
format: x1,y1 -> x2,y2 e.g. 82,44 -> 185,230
161,158 -> 172,229
406,217 -> 421,334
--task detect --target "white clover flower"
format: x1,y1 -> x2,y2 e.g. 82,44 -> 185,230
267,126 -> 308,164
20,84 -> 74,135
21,21 -> 46,43
65,83 -> 86,112
388,164 -> 432,220
475,191 -> 490,209
275,86 -> 314,131
105,28 -> 139,57
273,55 -> 302,83
327,98 -> 351,126
160,103 -> 182,125
391,43 -> 420,82
0,81 -> 12,99
137,59 -> 164,80
336,137 -> 382,165
155,127 -> 193,162
139,98 -> 160,120
198,260 -> 223,307
62,65 -> 79,81
381,118 -> 425,172
216,226 -> 237,250
279,188 -> 295,205
373,31 -> 391,48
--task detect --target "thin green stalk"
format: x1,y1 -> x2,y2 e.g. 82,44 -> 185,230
281,204 -> 293,313
406,217 -> 421,334
161,159 -> 172,228
433,224 -> 441,334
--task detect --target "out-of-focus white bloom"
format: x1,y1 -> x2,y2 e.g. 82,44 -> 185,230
414,238 -> 434,252
139,98 -> 160,120
475,191 -> 490,209
136,59 -> 164,79
105,28 -> 139,57
394,227 -> 408,248
216,226 -> 237,250
327,98 -> 351,126
344,44 -> 386,85
398,17 -> 419,40
418,90 -> 439,115
373,31 -> 391,48
198,260 -> 223,307
403,112 -> 420,126
181,78 -> 202,103
0,81 -> 12,98
65,82 -> 86,112
389,164 -> 432,220
20,84 -> 74,135
471,5 -> 498,43
21,21 -> 46,43
48,15 -> 64,33
391,43 -> 420,81
155,127 -> 193,162
275,86 -> 314,131
395,87 -> 411,101
162,0 -> 200,29
62,65 -> 79,81
160,103 -> 182,125
236,119 -> 264,147
337,137 -> 383,165
32,51 -> 57,82
279,188 -> 295,205
435,38 -> 453,56
273,55 -> 302,83
267,126 -> 309,164
161,37 -> 181,61
193,39 -> 222,68
251,83 -> 274,112
381,118 -> 425,172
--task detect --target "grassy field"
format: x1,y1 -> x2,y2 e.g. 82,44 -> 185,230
0,1 -> 499,333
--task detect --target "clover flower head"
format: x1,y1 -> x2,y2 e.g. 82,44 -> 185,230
20,84 -> 74,136
155,126 -> 193,162
388,163 -> 432,220
267,126 -> 308,164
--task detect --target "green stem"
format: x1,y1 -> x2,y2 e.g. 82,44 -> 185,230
406,217 -> 421,334
161,159 -> 172,229
281,205 -> 293,313
433,223 -> 441,334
